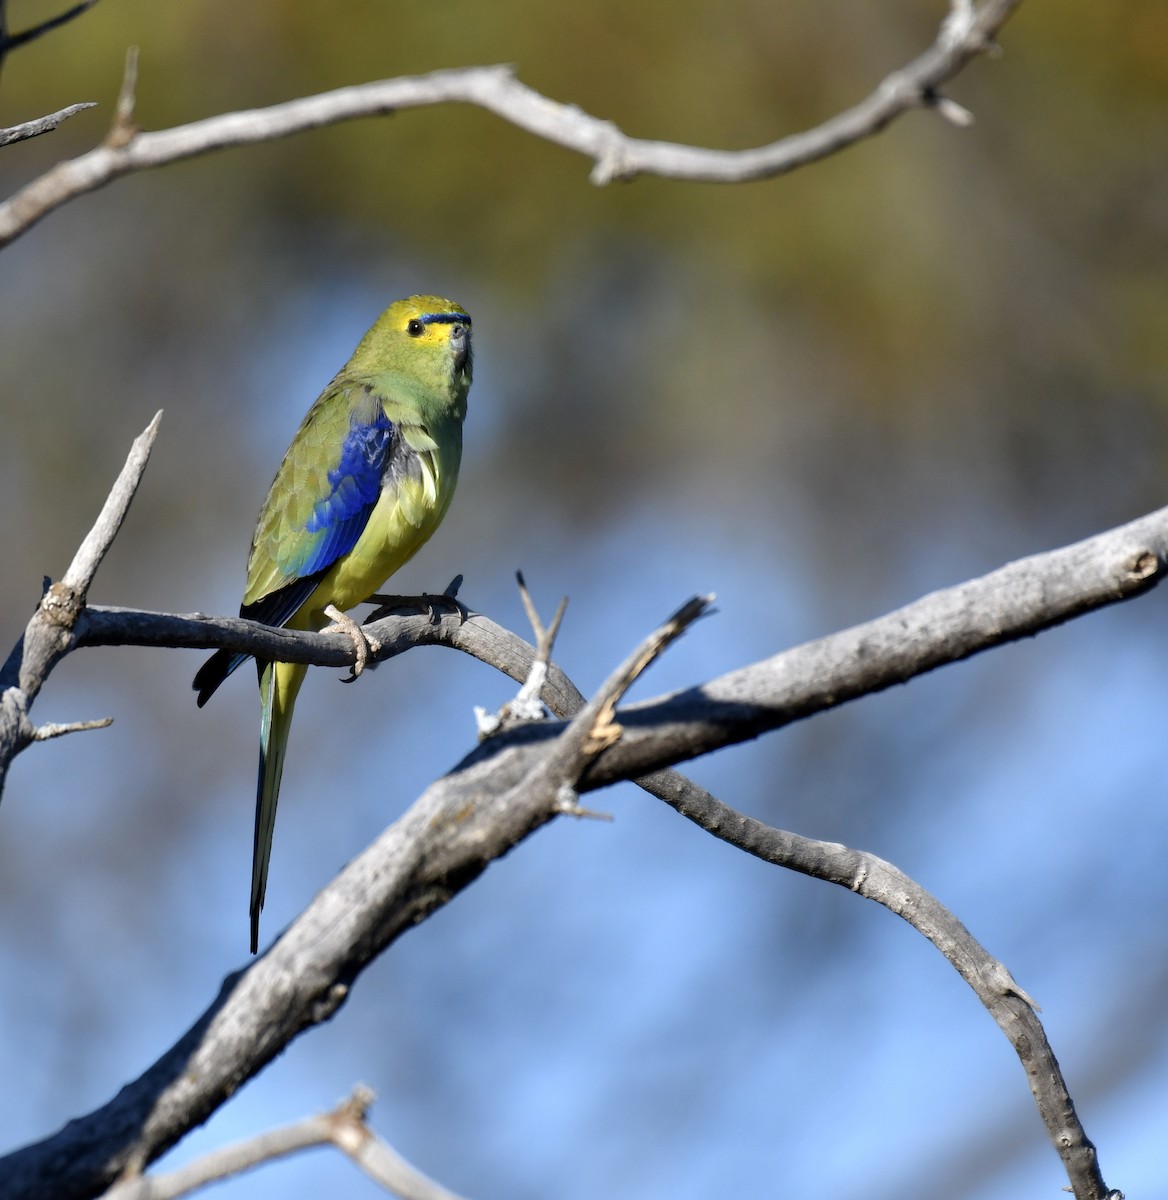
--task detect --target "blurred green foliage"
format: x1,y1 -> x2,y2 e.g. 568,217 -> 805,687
3,0 -> 1165,391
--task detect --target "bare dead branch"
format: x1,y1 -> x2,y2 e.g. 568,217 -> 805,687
104,45 -> 138,148
0,573 -> 1124,1200
0,416 -> 1146,1200
453,607 -> 1116,1199
0,413 -> 160,794
4,478 -> 1161,794
60,501 -> 1168,773
101,1085 -> 467,1200
475,573 -> 569,735
60,412 -> 161,599
0,102 -> 96,147
0,0 -> 1022,249
631,772 -> 1113,1199
32,716 -> 113,741
0,594 -> 720,1200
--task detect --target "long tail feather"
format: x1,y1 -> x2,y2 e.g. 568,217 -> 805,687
251,659 -> 307,952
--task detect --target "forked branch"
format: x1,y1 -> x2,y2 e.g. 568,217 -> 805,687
0,0 -> 1022,247
100,1086 -> 465,1200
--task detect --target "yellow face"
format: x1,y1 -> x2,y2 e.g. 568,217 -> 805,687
350,294 -> 473,388
394,295 -> 472,375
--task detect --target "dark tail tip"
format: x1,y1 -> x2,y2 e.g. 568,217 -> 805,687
193,648 -> 237,707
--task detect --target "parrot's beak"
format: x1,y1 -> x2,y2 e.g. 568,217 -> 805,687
450,323 -> 470,373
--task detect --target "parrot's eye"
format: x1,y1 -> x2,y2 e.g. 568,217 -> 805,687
406,319 -> 424,337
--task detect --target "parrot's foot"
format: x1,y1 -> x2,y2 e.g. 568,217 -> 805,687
366,585 -> 469,626
324,604 -> 379,682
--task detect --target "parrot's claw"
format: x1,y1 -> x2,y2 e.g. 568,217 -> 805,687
324,604 -> 378,682
366,589 -> 470,626
423,590 -> 470,625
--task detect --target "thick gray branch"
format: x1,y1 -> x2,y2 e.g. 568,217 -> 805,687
5,490 -> 1161,808
62,501 -> 1168,783
0,428 -> 1151,1200
0,603 -> 715,1200
0,0 -> 1022,248
0,542 -> 1130,1198
586,517 -> 1162,786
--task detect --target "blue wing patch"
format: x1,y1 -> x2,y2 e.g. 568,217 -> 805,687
295,411 -> 394,577
194,406 -> 396,705
242,409 -> 394,628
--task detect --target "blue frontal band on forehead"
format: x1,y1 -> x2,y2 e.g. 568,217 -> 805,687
420,311 -> 471,326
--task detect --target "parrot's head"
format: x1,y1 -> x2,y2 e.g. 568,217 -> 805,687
350,295 -> 473,405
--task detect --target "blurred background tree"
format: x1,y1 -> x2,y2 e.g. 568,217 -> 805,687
1,1 -> 1166,1197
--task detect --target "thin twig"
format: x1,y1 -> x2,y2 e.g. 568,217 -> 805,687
475,572 -> 568,733
517,595 -> 711,819
0,0 -> 101,54
0,0 -> 101,88
0,0 -> 1023,248
104,45 -> 138,147
519,594 -> 713,784
32,716 -> 112,741
60,411 -> 161,598
101,1086 -> 468,1200
0,102 -> 96,148
0,413 -> 160,795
